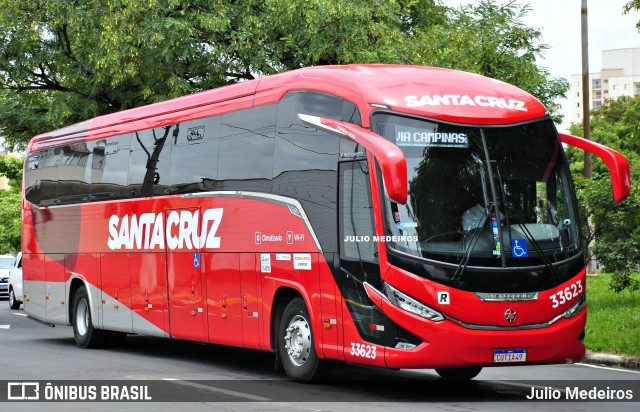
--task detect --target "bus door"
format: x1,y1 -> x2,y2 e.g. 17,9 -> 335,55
164,207 -> 207,341
337,159 -> 386,366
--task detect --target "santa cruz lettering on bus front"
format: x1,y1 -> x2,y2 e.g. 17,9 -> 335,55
405,94 -> 528,112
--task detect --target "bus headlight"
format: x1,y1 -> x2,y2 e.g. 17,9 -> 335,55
383,282 -> 444,321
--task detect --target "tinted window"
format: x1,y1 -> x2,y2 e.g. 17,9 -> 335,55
338,160 -> 384,344
339,160 -> 376,261
276,91 -> 360,127
217,105 -> 276,192
273,92 -> 341,177
24,151 -> 41,205
342,100 -> 361,125
273,92 -> 357,253
169,117 -> 221,193
24,148 -> 61,206
129,126 -> 174,197
91,134 -> 131,201
57,143 -> 92,204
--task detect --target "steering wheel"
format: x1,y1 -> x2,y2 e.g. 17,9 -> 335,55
424,231 -> 464,242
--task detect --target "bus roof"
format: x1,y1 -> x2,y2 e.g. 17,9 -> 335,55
29,64 -> 547,151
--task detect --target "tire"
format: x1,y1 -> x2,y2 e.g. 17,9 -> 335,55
9,287 -> 20,310
72,285 -> 110,348
435,367 -> 482,381
278,298 -> 332,382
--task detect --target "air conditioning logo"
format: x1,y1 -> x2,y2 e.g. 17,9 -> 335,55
107,208 -> 223,251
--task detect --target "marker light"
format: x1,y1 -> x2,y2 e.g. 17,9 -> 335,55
395,341 -> 417,350
561,293 -> 587,319
383,282 -> 444,321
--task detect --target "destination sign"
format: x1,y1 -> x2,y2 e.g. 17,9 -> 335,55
394,125 -> 469,148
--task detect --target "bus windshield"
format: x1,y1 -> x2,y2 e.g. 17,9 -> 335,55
373,113 -> 581,268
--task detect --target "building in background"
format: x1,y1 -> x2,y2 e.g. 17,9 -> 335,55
569,48 -> 640,125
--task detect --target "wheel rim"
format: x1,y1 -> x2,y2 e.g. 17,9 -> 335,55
9,289 -> 14,306
76,298 -> 89,336
284,314 -> 312,367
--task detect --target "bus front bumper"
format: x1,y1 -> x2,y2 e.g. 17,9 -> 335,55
364,283 -> 587,369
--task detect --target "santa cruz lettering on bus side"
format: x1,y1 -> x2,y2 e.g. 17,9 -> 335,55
107,208 -> 223,250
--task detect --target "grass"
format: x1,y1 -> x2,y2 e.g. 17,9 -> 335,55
585,273 -> 640,357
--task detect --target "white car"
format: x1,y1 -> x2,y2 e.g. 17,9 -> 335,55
0,254 -> 16,301
8,252 -> 22,309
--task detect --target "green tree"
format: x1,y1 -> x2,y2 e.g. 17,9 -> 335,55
625,0 -> 640,25
0,155 -> 23,254
414,1 -> 569,122
0,190 -> 21,254
0,155 -> 23,192
1,0 -> 568,149
568,96 -> 640,292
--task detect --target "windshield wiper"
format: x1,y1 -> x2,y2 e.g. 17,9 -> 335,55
503,205 -> 560,285
450,204 -> 491,285
491,161 -> 560,284
480,130 -> 507,267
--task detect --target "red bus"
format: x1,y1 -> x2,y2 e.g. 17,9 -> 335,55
22,65 -> 630,381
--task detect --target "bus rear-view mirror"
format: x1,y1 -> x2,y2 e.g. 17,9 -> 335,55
559,133 -> 631,203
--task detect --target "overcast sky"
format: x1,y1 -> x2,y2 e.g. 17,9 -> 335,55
447,0 -> 640,130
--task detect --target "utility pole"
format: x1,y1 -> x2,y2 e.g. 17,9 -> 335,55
581,0 -> 593,179
581,0 -> 595,274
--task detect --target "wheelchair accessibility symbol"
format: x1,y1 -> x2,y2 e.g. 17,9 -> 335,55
193,252 -> 201,268
511,239 -> 528,258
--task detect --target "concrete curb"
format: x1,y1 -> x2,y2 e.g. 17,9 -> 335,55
583,351 -> 640,370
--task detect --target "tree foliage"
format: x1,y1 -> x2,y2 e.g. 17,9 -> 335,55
0,0 -> 568,149
0,155 -> 22,254
0,154 -> 23,192
567,96 -> 640,292
0,190 -> 21,254
625,0 -> 640,27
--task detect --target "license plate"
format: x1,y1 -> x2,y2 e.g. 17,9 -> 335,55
493,349 -> 527,363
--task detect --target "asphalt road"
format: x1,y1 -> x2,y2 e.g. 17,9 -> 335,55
0,302 -> 638,411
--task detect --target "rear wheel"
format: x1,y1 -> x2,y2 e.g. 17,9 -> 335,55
72,285 -> 110,348
435,367 -> 482,381
9,287 -> 20,309
278,298 -> 332,382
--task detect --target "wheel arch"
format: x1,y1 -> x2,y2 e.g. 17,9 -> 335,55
270,286 -> 310,353
68,276 -> 96,327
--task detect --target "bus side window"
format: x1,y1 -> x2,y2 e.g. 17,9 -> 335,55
57,143 -> 92,205
217,105 -> 276,193
274,92 -> 344,253
24,148 -> 61,206
276,91 -> 361,126
129,126 -> 174,197
341,100 -> 362,125
90,134 -> 131,201
24,151 -> 42,206
169,116 -> 221,194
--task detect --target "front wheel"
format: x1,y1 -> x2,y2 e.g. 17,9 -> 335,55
9,287 -> 20,309
278,298 -> 332,382
435,367 -> 482,381
72,285 -> 110,348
